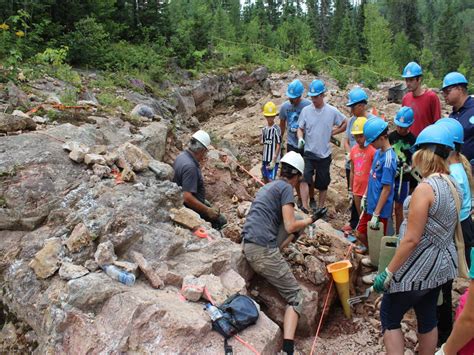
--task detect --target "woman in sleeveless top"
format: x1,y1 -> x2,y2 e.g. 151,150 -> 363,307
372,124 -> 462,354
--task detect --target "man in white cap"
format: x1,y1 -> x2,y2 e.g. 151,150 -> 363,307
173,130 -> 227,229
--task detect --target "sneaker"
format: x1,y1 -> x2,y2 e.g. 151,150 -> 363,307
362,272 -> 377,285
361,257 -> 376,268
309,198 -> 317,210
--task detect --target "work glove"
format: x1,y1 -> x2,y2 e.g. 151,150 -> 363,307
207,207 -> 220,220
434,344 -> 445,355
361,195 -> 367,212
348,189 -> 353,205
311,207 -> 328,223
373,268 -> 393,293
268,161 -> 275,170
345,152 -> 351,163
369,213 -> 380,229
298,138 -> 305,149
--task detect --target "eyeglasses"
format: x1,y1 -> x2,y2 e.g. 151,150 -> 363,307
442,86 -> 457,96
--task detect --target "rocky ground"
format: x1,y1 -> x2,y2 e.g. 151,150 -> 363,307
0,66 -> 467,354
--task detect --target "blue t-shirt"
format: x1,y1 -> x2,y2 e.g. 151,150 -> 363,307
450,96 -> 474,163
367,148 -> 397,218
279,99 -> 312,148
449,163 -> 472,221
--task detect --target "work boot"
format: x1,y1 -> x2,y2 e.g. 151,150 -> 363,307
361,257 -> 376,268
362,272 -> 377,285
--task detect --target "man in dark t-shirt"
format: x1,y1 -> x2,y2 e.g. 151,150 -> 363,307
242,151 -> 326,355
173,130 -> 227,230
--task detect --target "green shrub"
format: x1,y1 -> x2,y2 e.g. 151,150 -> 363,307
297,49 -> 325,75
66,17 -> 110,67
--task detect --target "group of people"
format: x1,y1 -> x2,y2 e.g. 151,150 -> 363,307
172,61 -> 474,355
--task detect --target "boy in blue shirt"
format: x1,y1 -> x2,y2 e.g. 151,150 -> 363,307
357,118 -> 397,275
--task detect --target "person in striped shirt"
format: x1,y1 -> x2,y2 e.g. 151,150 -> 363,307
261,102 -> 281,183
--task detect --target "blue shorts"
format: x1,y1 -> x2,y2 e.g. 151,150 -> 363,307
262,162 -> 279,181
394,179 -> 409,204
380,286 -> 441,334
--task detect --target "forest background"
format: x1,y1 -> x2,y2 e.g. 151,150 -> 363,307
1,0 -> 473,92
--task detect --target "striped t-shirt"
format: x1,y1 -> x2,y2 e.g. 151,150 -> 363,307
261,124 -> 281,163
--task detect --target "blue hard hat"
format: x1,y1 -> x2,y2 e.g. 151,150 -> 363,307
286,79 -> 305,99
308,79 -> 326,97
363,117 -> 388,147
402,62 -> 423,78
435,117 -> 464,144
441,72 -> 468,90
394,106 -> 414,128
346,87 -> 369,106
415,124 -> 454,150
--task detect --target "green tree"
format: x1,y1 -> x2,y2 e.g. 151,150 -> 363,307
329,0 -> 351,52
334,12 -> 359,63
434,2 -> 462,76
392,32 -> 419,71
363,3 -> 397,77
66,16 -> 110,67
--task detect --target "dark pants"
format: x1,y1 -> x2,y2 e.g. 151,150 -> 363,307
437,280 -> 453,345
346,167 -> 359,229
461,217 -> 474,267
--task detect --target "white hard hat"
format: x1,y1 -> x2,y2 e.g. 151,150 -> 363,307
280,151 -> 304,175
191,130 -> 211,149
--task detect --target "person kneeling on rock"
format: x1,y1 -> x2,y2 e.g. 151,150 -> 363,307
173,130 -> 227,230
241,151 -> 326,355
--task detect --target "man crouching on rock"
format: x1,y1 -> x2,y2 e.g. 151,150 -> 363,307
242,151 -> 326,355
173,130 -> 227,230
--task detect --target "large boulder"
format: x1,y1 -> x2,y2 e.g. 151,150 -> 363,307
57,286 -> 281,354
136,122 -> 168,161
0,113 -> 36,133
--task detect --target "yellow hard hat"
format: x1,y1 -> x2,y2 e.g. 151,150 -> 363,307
263,101 -> 278,117
351,116 -> 367,135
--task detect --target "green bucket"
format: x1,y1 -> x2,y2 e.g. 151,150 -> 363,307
378,236 -> 398,273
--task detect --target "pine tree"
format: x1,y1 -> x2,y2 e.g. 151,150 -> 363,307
306,0 -> 321,48
434,2 -> 462,76
334,12 -> 359,62
384,0 -> 422,49
392,32 -> 419,71
318,0 -> 331,51
363,3 -> 397,77
329,0 -> 351,52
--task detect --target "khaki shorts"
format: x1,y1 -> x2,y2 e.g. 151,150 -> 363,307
243,242 -> 304,315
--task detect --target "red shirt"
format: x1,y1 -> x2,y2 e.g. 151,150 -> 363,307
350,144 -> 376,196
402,90 -> 441,137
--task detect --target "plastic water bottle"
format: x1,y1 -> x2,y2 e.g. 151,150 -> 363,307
205,304 -> 234,336
102,265 -> 135,286
205,303 -> 223,321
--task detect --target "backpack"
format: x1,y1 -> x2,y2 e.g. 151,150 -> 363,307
211,293 -> 259,339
